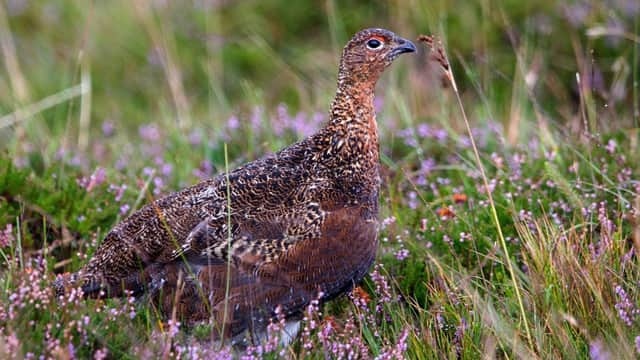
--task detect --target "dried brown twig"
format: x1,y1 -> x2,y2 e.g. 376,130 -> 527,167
417,34 -> 455,91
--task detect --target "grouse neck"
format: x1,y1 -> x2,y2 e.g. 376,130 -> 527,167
327,81 -> 378,139
313,80 -> 380,170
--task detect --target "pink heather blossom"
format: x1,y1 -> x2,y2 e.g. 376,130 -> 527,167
370,264 -> 393,306
395,247 -> 410,261
93,348 -> 108,360
605,139 -> 617,154
119,204 -> 130,216
227,115 -> 240,130
589,339 -> 611,360
101,121 -> 115,137
0,223 -> 14,248
188,130 -> 203,146
167,319 -> 180,338
614,284 -> 639,326
138,123 -> 161,142
78,167 -> 107,192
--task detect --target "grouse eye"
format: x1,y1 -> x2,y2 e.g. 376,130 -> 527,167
366,38 -> 383,50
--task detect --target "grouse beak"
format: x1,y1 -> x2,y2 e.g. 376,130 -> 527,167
389,36 -> 417,59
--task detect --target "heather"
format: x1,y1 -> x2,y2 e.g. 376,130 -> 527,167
0,1 -> 639,359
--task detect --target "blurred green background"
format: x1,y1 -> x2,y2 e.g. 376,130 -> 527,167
0,0 -> 637,154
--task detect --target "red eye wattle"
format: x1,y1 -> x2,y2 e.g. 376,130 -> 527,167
366,37 -> 384,50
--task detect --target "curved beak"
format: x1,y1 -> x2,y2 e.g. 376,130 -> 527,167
390,36 -> 417,58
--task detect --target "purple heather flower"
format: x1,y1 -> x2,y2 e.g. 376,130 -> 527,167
142,167 -> 155,177
544,150 -> 557,161
120,204 -> 130,216
568,161 -> 579,173
167,319 -> 180,339
101,121 -> 115,137
511,152 -> 526,170
94,348 -> 108,360
562,3 -> 591,27
433,128 -> 448,142
115,155 -> 129,171
5,0 -> 28,16
274,104 -> 290,137
420,158 -> 436,176
250,106 -> 263,131
407,191 -> 419,209
188,130 -> 203,146
603,17 -> 626,47
416,123 -> 432,138
109,184 -> 127,202
311,111 -> 324,126
436,177 -> 451,185
153,177 -> 164,195
69,153 -> 88,169
84,167 -> 106,192
598,201 -> 616,235
54,147 -> 67,161
457,135 -> 471,148
589,339 -> 611,360
301,291 -> 324,350
395,247 -> 410,261
380,216 -> 396,230
453,317 -> 468,356
491,152 -> 504,168
193,160 -> 213,179
617,167 -> 632,183
160,162 -> 173,177
376,327 -> 410,359
610,0 -> 640,14
138,123 -> 161,142
420,218 -> 428,231
397,128 -> 412,139
370,264 -> 393,305
605,139 -> 617,154
292,112 -> 317,137
374,95 -> 384,112
614,284 -> 639,326
622,248 -> 635,264
0,224 -> 14,248
227,115 -> 240,130
67,342 -> 76,359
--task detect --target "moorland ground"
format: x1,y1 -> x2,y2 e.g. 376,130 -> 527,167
0,1 -> 639,358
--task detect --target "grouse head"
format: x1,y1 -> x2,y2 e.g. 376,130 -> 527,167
338,28 -> 416,85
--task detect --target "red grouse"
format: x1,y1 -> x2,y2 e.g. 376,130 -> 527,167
55,28 -> 416,340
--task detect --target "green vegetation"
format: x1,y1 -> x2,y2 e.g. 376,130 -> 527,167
0,1 -> 639,358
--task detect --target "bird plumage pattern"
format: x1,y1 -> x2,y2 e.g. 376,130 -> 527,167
54,28 -> 416,340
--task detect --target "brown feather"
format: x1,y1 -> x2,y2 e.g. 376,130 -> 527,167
53,28 -> 416,341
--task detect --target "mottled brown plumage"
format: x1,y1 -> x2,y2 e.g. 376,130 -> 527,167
54,28 -> 415,340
